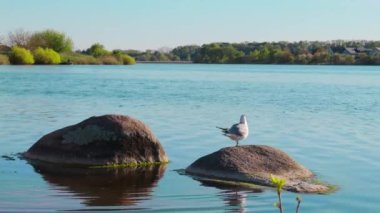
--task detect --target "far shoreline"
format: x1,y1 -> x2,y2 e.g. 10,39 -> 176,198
1,63 -> 380,66
137,61 -> 193,64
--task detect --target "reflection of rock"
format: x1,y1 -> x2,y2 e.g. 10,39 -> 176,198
186,145 -> 330,193
23,115 -> 168,166
29,161 -> 167,206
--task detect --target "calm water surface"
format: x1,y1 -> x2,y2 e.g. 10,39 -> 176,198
0,64 -> 379,212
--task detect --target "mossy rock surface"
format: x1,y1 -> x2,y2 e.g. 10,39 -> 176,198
23,114 -> 168,166
186,145 -> 331,193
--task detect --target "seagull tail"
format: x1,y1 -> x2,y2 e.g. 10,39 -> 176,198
216,126 -> 229,134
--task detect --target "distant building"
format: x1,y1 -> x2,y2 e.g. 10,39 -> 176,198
343,47 -> 373,55
372,47 -> 380,55
343,47 -> 357,55
356,47 -> 372,54
326,47 -> 334,55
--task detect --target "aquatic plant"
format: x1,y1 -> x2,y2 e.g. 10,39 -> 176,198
296,195 -> 302,213
90,161 -> 168,169
270,174 -> 303,213
270,174 -> 286,213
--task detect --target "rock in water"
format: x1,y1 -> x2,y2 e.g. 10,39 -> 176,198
186,145 -> 330,193
23,115 -> 168,166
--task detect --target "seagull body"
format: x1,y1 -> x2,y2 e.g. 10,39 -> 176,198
217,115 -> 249,146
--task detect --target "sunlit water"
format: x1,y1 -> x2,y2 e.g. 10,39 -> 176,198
0,64 -> 379,212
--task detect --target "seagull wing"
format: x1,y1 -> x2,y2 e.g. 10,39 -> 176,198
228,123 -> 246,137
216,126 -> 229,134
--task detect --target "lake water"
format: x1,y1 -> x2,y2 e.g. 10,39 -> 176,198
0,64 -> 379,212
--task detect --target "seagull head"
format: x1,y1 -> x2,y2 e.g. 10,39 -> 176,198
240,114 -> 247,124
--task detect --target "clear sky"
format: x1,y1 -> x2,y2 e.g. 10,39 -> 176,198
1,0 -> 379,50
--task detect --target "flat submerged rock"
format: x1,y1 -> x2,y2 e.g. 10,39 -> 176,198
185,145 -> 331,193
23,114 -> 168,166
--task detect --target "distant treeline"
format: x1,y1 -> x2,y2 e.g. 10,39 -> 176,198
129,41 -> 380,65
1,29 -> 380,65
0,29 -> 135,65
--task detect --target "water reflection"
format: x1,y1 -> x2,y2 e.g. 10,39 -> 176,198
197,179 -> 263,213
29,161 -> 166,206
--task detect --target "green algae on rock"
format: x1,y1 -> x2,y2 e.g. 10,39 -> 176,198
90,161 -> 169,169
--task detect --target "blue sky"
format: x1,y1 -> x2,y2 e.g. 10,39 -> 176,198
1,0 -> 379,50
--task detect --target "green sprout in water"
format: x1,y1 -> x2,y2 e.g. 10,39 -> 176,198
296,195 -> 302,213
270,174 -> 303,213
270,174 -> 286,213
270,174 -> 286,192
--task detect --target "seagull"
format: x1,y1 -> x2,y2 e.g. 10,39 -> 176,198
217,115 -> 249,147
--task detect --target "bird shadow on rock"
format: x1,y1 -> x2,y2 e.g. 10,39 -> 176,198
27,160 -> 167,207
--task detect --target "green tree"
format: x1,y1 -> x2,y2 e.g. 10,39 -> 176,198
332,53 -> 355,65
9,46 -> 34,65
259,47 -> 270,63
29,30 -> 73,52
332,53 -> 343,64
138,51 -> 153,61
112,49 -> 125,56
112,50 -> 136,65
120,54 -> 136,65
197,43 -> 243,63
295,53 -> 312,64
33,47 -> 61,64
370,54 -> 380,65
311,48 -> 330,64
343,55 -> 355,64
249,50 -> 260,62
221,45 -> 244,63
357,53 -> 371,64
153,51 -> 169,61
171,45 -> 201,61
273,49 -> 294,64
86,43 -> 109,57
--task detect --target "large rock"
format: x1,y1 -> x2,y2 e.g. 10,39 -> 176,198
23,114 -> 168,166
186,145 -> 330,193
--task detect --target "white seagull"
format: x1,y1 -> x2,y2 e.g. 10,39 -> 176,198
217,115 -> 249,147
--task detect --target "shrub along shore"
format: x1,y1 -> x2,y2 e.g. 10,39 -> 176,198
0,29 -> 136,65
1,29 -> 380,65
